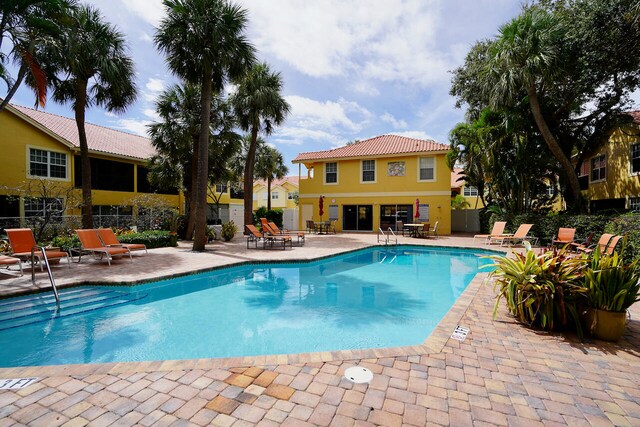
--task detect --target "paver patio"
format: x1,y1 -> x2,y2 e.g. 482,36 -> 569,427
0,233 -> 638,426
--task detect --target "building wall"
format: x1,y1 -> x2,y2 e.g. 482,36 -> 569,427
252,182 -> 298,211
580,125 -> 640,209
297,154 -> 451,234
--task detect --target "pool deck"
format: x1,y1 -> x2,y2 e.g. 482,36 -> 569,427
0,233 -> 639,426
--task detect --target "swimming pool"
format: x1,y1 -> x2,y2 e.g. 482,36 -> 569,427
0,246 -> 494,367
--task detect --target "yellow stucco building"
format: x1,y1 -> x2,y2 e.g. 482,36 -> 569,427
252,176 -> 299,211
292,135 -> 452,234
0,103 -> 182,226
577,111 -> 640,212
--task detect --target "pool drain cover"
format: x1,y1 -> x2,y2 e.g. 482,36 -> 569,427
344,366 -> 373,384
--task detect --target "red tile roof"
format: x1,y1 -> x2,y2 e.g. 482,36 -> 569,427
9,104 -> 156,160
628,111 -> 640,124
451,168 -> 465,188
254,176 -> 299,188
292,134 -> 448,163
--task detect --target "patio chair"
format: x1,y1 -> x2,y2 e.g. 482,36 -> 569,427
75,229 -> 132,265
97,228 -> 147,255
491,224 -> 537,246
395,220 -> 407,236
575,233 -> 613,254
267,221 -> 305,246
305,220 -> 315,233
473,221 -> 506,244
418,223 -> 430,238
604,235 -> 623,255
327,219 -> 337,234
6,228 -> 71,271
429,221 -> 439,238
0,255 -> 23,276
551,228 -> 576,247
246,225 -> 292,250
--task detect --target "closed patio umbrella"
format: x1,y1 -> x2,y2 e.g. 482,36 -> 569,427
319,195 -> 325,220
414,198 -> 420,221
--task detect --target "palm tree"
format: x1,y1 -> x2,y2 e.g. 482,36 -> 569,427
0,0 -> 76,112
482,7 -> 584,211
155,0 -> 255,251
232,62 -> 290,230
255,144 -> 288,211
46,5 -> 136,228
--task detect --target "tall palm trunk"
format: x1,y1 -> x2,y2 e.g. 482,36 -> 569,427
266,176 -> 272,211
243,124 -> 258,231
185,134 -> 199,240
75,79 -> 93,229
527,86 -> 584,212
0,63 -> 27,112
192,67 -> 213,251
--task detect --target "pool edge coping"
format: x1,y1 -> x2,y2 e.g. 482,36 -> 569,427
0,246 -> 494,377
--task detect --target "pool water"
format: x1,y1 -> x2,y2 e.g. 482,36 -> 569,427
0,246 -> 494,367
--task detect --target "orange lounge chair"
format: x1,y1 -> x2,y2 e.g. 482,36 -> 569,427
575,233 -> 613,254
246,225 -> 291,250
0,255 -> 23,276
604,235 -> 623,255
491,224 -> 537,246
267,221 -> 305,246
473,221 -> 506,244
552,228 -> 576,247
97,228 -> 147,255
76,229 -> 132,265
6,228 -> 70,271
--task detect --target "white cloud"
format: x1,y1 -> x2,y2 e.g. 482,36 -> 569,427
118,0 -> 164,26
380,112 -> 408,130
272,127 -> 344,147
143,108 -> 161,121
116,119 -> 152,136
139,32 -> 153,42
284,95 -> 370,132
146,78 -> 165,92
352,81 -> 380,96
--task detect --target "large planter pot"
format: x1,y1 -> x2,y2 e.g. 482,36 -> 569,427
586,309 -> 627,342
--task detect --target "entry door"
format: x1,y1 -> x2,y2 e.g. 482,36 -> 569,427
342,205 -> 373,231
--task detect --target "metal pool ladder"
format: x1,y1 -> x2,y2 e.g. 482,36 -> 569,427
31,246 -> 60,308
377,227 -> 398,246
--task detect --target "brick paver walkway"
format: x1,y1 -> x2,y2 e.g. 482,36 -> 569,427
1,235 -> 639,426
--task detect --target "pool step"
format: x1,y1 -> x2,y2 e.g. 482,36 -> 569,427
0,288 -> 147,331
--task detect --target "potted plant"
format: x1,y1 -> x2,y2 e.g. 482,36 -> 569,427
583,246 -> 640,341
221,221 -> 238,242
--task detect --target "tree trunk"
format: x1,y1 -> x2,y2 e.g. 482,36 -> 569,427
0,63 -> 27,113
243,124 -> 259,232
267,176 -> 272,211
185,134 -> 199,240
192,68 -> 213,251
74,79 -> 93,229
527,86 -> 585,213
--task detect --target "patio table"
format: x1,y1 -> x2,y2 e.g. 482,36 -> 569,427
404,223 -> 426,238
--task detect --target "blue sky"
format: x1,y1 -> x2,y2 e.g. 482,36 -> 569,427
8,1 -> 528,169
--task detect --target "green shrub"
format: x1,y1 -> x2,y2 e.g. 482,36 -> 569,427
604,213 -> 640,261
254,207 -> 283,228
583,246 -> 640,312
117,230 -> 177,248
221,221 -> 237,241
50,235 -> 81,252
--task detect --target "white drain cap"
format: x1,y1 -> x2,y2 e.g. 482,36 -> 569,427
344,366 -> 373,384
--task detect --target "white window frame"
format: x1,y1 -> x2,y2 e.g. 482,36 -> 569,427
417,156 -> 436,182
26,146 -> 69,181
215,182 -> 228,193
629,196 -> 640,211
361,159 -> 376,184
287,192 -> 295,200
324,162 -> 338,185
463,186 -> 479,197
271,191 -> 279,200
631,143 -> 640,176
590,154 -> 606,183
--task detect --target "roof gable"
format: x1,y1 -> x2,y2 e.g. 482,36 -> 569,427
292,134 -> 448,163
7,103 -> 156,161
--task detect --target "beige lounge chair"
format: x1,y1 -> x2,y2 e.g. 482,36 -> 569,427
491,224 -> 537,246
552,227 -> 576,247
429,221 -> 439,238
0,255 -> 23,276
97,228 -> 147,254
473,221 -> 506,244
76,229 -> 132,265
6,228 -> 71,271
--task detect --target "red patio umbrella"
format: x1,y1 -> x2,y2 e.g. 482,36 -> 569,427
414,198 -> 420,221
319,195 -> 325,220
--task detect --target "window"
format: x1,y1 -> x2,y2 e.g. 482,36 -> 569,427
362,160 -> 375,182
215,183 -> 228,193
137,166 -> 178,194
419,157 -> 435,181
272,191 -> 279,200
262,192 -> 268,200
287,192 -> 295,199
24,198 -> 63,218
325,162 -> 337,183
463,186 -> 478,197
630,197 -> 640,211
632,143 -> 640,174
546,185 -> 556,196
29,148 -> 67,179
591,154 -> 606,182
75,156 -> 134,192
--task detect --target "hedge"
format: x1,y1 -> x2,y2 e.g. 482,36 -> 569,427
50,230 -> 177,252
488,212 -> 640,260
254,207 -> 283,228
